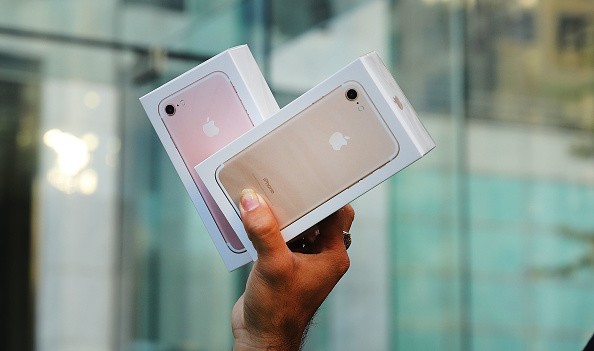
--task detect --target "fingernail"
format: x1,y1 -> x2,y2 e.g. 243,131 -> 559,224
240,189 -> 260,212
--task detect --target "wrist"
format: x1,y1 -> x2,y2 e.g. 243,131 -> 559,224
233,328 -> 304,351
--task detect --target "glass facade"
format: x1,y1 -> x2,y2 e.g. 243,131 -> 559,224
1,0 -> 593,350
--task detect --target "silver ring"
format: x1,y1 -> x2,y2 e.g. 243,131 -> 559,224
342,230 -> 351,250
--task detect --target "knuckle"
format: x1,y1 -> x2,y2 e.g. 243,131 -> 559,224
334,252 -> 351,277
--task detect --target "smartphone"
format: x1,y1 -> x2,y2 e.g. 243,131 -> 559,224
215,81 -> 400,229
159,71 -> 253,252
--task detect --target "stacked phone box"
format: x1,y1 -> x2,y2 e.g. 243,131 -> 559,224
140,45 -> 435,271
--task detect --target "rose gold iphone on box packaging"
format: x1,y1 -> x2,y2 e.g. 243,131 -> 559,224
197,52 -> 436,261
140,45 -> 279,271
159,71 -> 252,252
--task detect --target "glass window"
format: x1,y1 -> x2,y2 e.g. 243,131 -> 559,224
1,0 -> 593,350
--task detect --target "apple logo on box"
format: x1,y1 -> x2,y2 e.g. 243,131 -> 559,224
202,117 -> 219,137
329,131 -> 350,151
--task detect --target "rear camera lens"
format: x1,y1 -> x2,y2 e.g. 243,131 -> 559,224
346,89 -> 358,101
165,104 -> 175,115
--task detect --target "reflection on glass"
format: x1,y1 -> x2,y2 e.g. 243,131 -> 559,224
83,91 -> 101,109
43,128 -> 98,194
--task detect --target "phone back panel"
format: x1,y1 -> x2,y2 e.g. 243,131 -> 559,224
217,81 -> 399,229
159,71 -> 253,252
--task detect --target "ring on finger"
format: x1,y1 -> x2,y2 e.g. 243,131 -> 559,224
342,230 -> 352,250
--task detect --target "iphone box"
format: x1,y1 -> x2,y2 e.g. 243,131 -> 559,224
196,52 -> 436,260
139,45 -> 278,270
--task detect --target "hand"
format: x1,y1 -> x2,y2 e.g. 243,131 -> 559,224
232,189 -> 354,351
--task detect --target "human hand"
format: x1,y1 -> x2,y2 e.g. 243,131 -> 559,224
232,189 -> 354,351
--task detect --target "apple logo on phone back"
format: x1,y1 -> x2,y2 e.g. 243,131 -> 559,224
203,117 -> 220,137
329,132 -> 350,151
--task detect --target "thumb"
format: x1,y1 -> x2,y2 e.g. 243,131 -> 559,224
239,189 -> 289,259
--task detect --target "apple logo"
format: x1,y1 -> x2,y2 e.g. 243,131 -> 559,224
202,117 -> 220,137
329,131 -> 350,151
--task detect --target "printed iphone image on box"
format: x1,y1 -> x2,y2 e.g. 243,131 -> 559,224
159,71 -> 251,253
216,81 -> 400,230
196,52 -> 435,260
141,45 -> 280,270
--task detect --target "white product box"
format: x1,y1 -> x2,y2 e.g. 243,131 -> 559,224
140,45 -> 279,270
196,52 -> 435,260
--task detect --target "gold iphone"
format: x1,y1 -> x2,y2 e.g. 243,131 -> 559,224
216,81 -> 400,229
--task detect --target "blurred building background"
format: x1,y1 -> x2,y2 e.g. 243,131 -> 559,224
0,0 -> 593,350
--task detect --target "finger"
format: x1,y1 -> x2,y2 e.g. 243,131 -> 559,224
339,204 -> 355,232
307,206 -> 354,278
239,189 -> 290,259
315,205 -> 355,253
